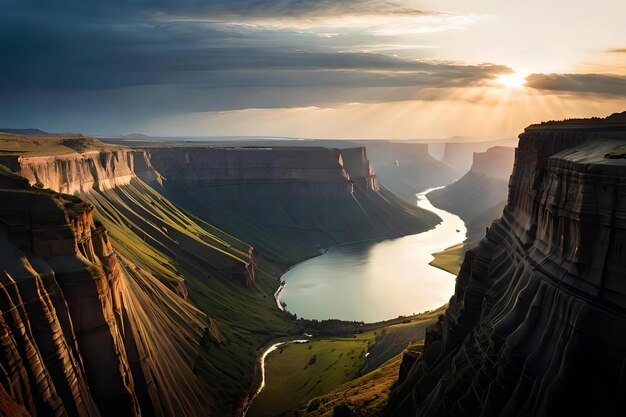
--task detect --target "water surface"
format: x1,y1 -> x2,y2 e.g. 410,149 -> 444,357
279,187 -> 466,322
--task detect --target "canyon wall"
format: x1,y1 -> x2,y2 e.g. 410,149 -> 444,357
362,142 -> 456,200
0,168 -> 218,417
0,137 -> 290,416
428,146 -> 515,245
387,115 -> 626,417
1,137 -> 439,416
141,146 -> 439,259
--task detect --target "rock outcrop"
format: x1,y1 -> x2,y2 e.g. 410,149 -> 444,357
387,113 -> 626,417
361,142 -> 456,201
428,146 -> 515,244
0,167 -> 218,417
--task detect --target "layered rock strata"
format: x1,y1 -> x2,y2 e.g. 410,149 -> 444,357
0,168 -> 217,417
387,114 -> 626,417
141,146 -> 438,259
428,146 -> 515,244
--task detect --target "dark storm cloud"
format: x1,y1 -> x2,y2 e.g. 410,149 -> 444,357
525,73 -> 626,97
0,1 -> 507,93
10,0 -> 436,20
0,0 -> 503,132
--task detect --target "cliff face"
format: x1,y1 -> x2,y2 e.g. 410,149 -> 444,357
441,139 -> 518,178
428,146 -> 515,244
387,116 -> 626,417
142,146 -> 439,260
0,168 -> 218,417
362,142 -> 456,201
1,139 -> 289,415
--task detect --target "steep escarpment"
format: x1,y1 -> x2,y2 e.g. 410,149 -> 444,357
440,138 -> 517,178
362,142 -> 456,201
387,114 -> 626,417
429,146 -> 515,245
5,141 -> 295,415
0,167 -> 218,416
141,146 -> 440,262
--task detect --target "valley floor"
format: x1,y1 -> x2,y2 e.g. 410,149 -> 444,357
248,308 -> 444,417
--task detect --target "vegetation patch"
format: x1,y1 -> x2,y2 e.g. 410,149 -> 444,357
429,243 -> 464,275
248,311 -> 441,417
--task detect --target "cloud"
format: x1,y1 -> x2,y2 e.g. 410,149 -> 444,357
607,48 -> 626,53
525,73 -> 626,97
6,1 -> 437,20
0,0 -> 510,135
0,6 -> 508,93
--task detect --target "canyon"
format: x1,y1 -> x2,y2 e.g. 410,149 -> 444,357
428,146 -> 516,274
386,113 -> 626,417
1,111 -> 625,417
0,133 -> 439,416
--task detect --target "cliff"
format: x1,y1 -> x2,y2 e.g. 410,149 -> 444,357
361,142 -> 456,201
0,166 -> 218,416
141,145 -> 440,261
0,135 -> 295,415
386,113 -> 626,416
440,138 -> 518,178
429,146 -> 515,244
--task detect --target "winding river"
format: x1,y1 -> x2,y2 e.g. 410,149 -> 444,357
278,187 -> 467,323
247,187 -> 467,414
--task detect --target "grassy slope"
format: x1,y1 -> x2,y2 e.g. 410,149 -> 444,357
429,243 -> 464,275
292,345 -> 423,417
158,182 -> 441,266
248,309 -> 442,417
80,178 -> 298,413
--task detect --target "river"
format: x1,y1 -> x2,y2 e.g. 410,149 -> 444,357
277,187 -> 467,322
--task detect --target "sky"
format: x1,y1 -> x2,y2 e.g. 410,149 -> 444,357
1,0 -> 625,139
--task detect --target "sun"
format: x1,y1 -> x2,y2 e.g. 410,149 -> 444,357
496,73 -> 527,88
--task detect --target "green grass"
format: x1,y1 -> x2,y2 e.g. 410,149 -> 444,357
79,178 -> 300,413
429,243 -> 465,275
248,336 -> 374,417
0,132 -> 113,156
292,344 -> 424,417
248,310 -> 441,417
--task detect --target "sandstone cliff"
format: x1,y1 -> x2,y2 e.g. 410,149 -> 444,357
386,114 -> 626,417
0,166 -> 219,417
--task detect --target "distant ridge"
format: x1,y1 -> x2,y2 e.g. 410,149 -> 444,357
0,128 -> 49,135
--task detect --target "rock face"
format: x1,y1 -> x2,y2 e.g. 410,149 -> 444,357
387,114 -> 626,417
361,142 -> 456,201
440,139 -> 518,178
428,146 -> 515,244
0,168 -> 217,417
141,145 -> 439,262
